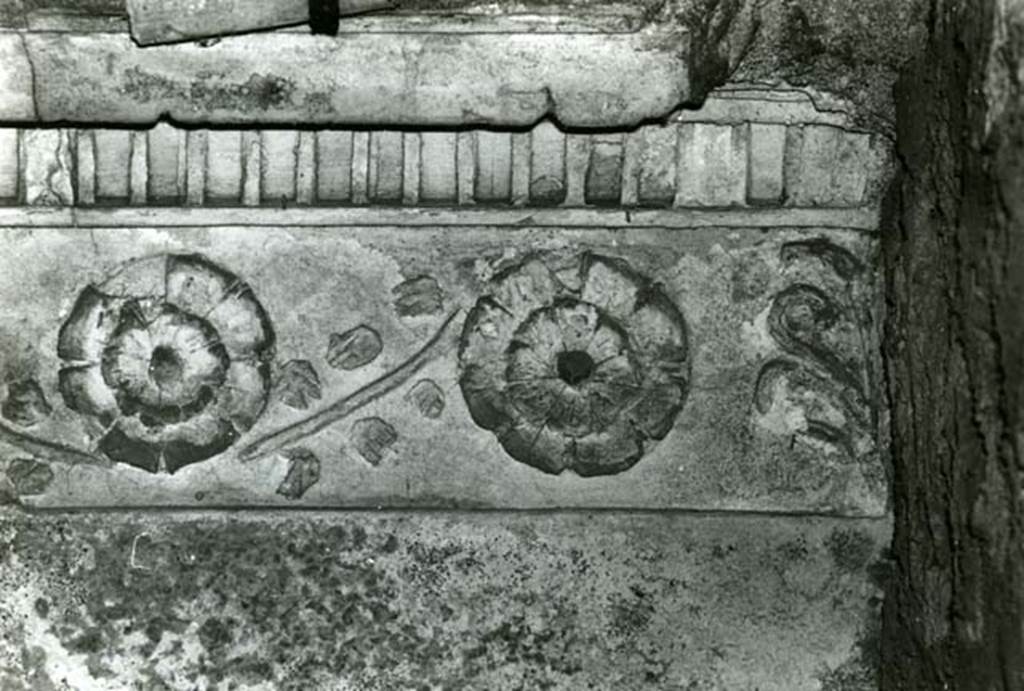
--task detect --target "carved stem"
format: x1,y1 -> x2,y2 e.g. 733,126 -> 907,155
239,309 -> 462,462
0,419 -> 111,468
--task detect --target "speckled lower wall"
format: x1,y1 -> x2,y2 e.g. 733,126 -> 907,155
0,510 -> 889,690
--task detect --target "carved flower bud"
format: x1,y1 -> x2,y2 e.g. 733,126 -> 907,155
276,359 -> 322,410
351,417 -> 397,466
276,448 -> 321,500
407,379 -> 445,419
326,325 -> 382,370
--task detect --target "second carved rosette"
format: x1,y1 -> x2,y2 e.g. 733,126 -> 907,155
459,253 -> 689,476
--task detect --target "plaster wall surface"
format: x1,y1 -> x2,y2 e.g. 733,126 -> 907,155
0,6 -> 901,687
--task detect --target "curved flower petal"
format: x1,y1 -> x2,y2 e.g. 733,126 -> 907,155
582,383 -> 631,431
580,254 -> 640,322
512,305 -> 566,355
100,255 -> 167,299
490,257 -> 560,321
626,291 -> 688,369
506,339 -> 557,384
569,421 -> 645,477
57,285 -> 121,362
100,326 -> 154,400
58,364 -> 119,421
206,286 -> 274,360
626,380 -> 686,440
100,410 -> 238,474
459,364 -> 512,432
161,416 -> 238,473
215,360 -> 271,432
585,315 -> 631,365
97,422 -> 162,473
545,386 -> 593,438
506,378 -> 568,427
459,297 -> 517,364
497,419 -> 572,475
552,300 -> 600,352
588,351 -> 641,391
165,253 -> 238,317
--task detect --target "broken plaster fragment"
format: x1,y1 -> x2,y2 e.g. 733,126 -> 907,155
351,417 -> 397,466
276,448 -> 321,500
326,325 -> 382,370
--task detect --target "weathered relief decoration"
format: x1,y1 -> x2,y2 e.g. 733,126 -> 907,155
0,226 -> 882,514
753,239 -> 877,461
57,253 -> 274,473
459,253 -> 688,477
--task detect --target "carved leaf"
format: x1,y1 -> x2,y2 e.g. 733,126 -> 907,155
5,458 -> 54,496
326,325 -> 382,370
351,417 -> 397,466
276,359 -> 322,410
2,379 -> 52,428
276,448 -> 320,500
392,276 -> 444,317
407,379 -> 445,419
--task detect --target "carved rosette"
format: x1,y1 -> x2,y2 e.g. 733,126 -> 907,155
57,254 -> 274,473
459,254 -> 688,476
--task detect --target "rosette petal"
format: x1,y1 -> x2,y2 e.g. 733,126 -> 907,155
490,257 -> 559,320
165,254 -> 238,316
569,419 -> 645,477
497,419 -> 573,475
626,291 -> 688,370
58,364 -> 119,421
217,360 -> 271,432
579,254 -> 640,321
101,256 -> 168,299
205,286 -> 274,360
57,286 -> 121,363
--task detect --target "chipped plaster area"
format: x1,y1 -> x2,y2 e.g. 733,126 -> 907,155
0,510 -> 890,690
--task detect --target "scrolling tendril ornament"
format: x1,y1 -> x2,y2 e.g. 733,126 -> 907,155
57,254 -> 274,473
458,253 -> 689,477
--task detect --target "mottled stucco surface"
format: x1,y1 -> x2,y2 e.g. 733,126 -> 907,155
0,508 -> 889,690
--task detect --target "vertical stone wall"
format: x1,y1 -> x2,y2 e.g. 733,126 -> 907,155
882,0 -> 1024,688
